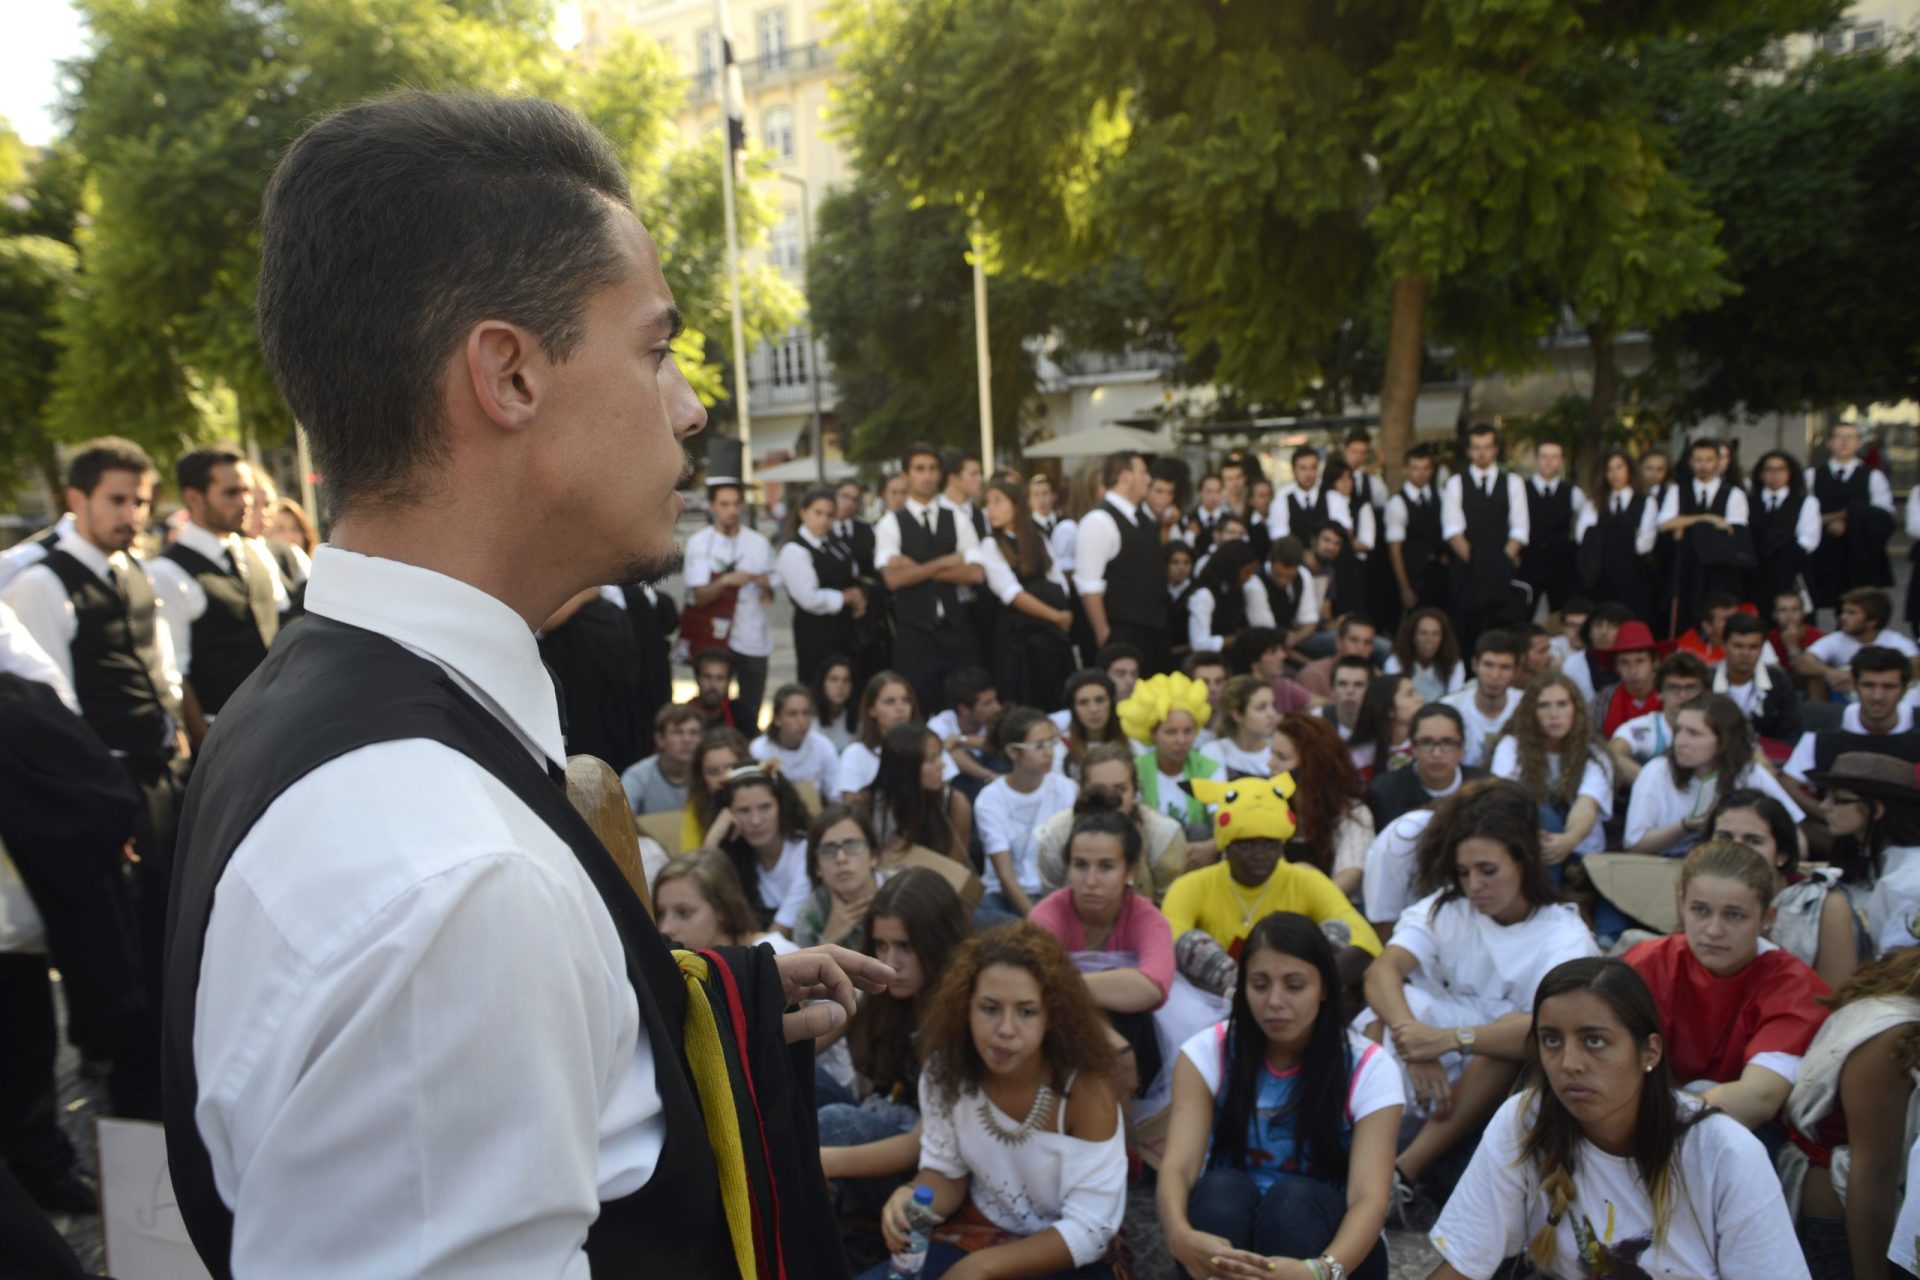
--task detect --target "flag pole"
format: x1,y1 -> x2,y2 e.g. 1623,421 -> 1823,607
970,222 -> 993,469
716,0 -> 753,494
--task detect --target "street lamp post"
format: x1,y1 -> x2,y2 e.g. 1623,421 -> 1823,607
776,169 -> 826,483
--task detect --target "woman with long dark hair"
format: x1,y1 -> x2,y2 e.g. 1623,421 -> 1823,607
1357,673 -> 1423,779
1429,957 -> 1807,1279
1187,535 -> 1260,657
840,670 -> 947,809
1488,672 -> 1615,871
1709,787 -> 1866,990
812,654 -> 860,752
1625,693 -> 1804,856
1748,448 -> 1820,611
870,722 -> 973,866
1269,711 -> 1374,898
712,765 -> 814,935
680,726 -> 751,851
1055,670 -> 1125,779
1576,447 -> 1656,622
1158,912 -> 1400,1280
1383,607 -> 1465,702
973,478 -> 1075,712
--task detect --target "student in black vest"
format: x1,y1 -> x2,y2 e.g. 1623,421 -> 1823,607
1657,437 -> 1751,640
1518,439 -> 1585,615
1806,421 -> 1896,616
159,94 -> 888,1280
1746,449 -> 1820,613
148,446 -> 282,749
1442,424 -> 1531,651
831,478 -> 893,693
1,437 -> 189,1056
779,485 -> 866,689
1386,443 -> 1450,615
939,447 -> 997,664
1077,448 -> 1173,675
877,442 -> 984,714
833,478 -> 877,574
1274,444 -> 1342,543
1576,448 -> 1656,624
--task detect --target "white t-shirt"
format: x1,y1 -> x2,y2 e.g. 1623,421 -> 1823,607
975,772 -> 1081,896
1624,757 -> 1805,854
682,525 -> 777,658
1362,809 -> 1433,926
1488,739 -> 1614,856
1388,889 -> 1600,1030
1610,709 -> 1673,764
1440,686 -> 1523,768
754,837 -> 813,931
1179,1021 -> 1402,1126
1891,1138 -> 1920,1275
1808,628 -> 1920,667
1155,766 -> 1195,822
1432,1092 -> 1808,1280
1200,736 -> 1274,778
839,739 -> 958,794
1840,701 -> 1915,734
1562,649 -> 1599,702
749,730 -> 843,803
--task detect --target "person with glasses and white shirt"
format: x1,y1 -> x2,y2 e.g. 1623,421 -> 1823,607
974,706 -> 1080,926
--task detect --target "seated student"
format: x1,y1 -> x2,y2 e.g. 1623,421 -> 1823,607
1781,948 -> 1920,1280
1675,590 -> 1742,666
1625,839 -> 1832,1129
1294,613 -> 1380,700
1625,694 -> 1805,858
793,805 -> 888,951
1360,807 -> 1435,941
1270,711 -> 1375,899
687,645 -> 758,733
1319,655 -> 1378,772
1159,913 -> 1401,1280
713,765 -> 816,936
1562,599 -> 1631,703
1117,670 -> 1220,836
1230,625 -> 1325,718
869,723 -> 974,866
1709,788 -> 1866,992
1357,672 -> 1425,780
819,870 -> 971,1203
1035,742 -> 1190,902
976,707 -> 1081,923
1367,704 -> 1489,831
1549,597 -> 1593,665
1054,670 -> 1126,780
1815,752 -> 1920,954
1715,610 -> 1804,751
1186,531 -> 1258,657
1428,957 -> 1809,1280
652,848 -> 799,955
1029,795 -> 1177,1094
842,670 -> 955,809
1784,646 -> 1920,786
750,683 -> 844,803
1200,673 -> 1282,778
1439,629 -> 1525,768
1187,650 -> 1231,748
1093,643 -> 1144,705
1246,536 -> 1324,668
681,726 -> 751,851
1362,780 -> 1599,1212
1489,672 -> 1615,872
1794,587 -> 1920,699
927,666 -> 1006,790
814,654 -> 861,753
621,702 -> 703,815
1383,607 -> 1467,703
1163,775 -> 1382,997
1593,618 -> 1664,740
1519,624 -> 1557,681
1608,650 -> 1710,788
869,926 -> 1127,1280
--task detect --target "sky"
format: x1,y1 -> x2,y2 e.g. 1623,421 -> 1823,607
4,2 -> 87,145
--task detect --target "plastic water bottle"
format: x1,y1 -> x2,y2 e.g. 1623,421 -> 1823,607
888,1184 -> 937,1277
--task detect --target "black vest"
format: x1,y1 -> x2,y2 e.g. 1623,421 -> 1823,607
1461,471 -> 1513,547
42,549 -> 179,755
1258,570 -> 1305,629
1098,498 -> 1168,629
1399,487 -> 1444,573
891,505 -> 963,632
792,534 -> 858,658
1286,486 -> 1331,542
1525,481 -> 1574,550
1811,462 -> 1871,515
161,541 -> 279,715
161,618 -> 732,1278
1750,490 -> 1805,561
1677,478 -> 1734,521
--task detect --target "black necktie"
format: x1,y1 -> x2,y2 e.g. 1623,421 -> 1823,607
921,508 -> 935,537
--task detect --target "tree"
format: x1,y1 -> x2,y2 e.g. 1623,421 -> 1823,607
0,126 -> 83,497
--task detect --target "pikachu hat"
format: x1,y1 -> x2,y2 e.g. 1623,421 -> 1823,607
1187,774 -> 1299,846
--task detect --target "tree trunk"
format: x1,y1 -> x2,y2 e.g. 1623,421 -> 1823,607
1378,275 -> 1428,486
1582,319 -> 1617,495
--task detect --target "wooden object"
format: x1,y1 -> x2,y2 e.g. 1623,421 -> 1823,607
879,843 -> 984,911
565,755 -> 653,918
1580,853 -> 1683,934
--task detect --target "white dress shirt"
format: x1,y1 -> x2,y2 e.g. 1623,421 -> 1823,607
1073,494 -> 1141,597
970,536 -> 1068,606
1,530 -> 184,715
1658,477 -> 1750,526
1186,586 -> 1224,652
775,530 -> 848,617
0,513 -> 74,594
1384,482 -> 1439,545
1049,517 -> 1079,575
148,522 -> 290,678
192,547 -> 662,1278
1748,487 -> 1823,554
0,598 -> 79,713
1805,460 -> 1895,514
683,524 -> 777,657
1244,570 -> 1319,630
1272,483 -> 1353,539
1440,467 -> 1531,544
874,497 -> 983,570
1574,486 -> 1659,554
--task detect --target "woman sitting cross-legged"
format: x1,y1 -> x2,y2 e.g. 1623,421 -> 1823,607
866,924 -> 1129,1280
1428,956 -> 1809,1280
1028,791 -> 1177,1097
1158,912 -> 1402,1280
1361,779 -> 1600,1220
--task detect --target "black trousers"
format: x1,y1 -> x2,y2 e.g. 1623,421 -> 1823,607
0,1162 -> 90,1280
0,954 -> 76,1190
728,651 -> 770,732
1107,621 -> 1170,677
894,621 -> 980,715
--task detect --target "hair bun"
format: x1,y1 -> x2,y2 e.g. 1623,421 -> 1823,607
1074,785 -> 1125,817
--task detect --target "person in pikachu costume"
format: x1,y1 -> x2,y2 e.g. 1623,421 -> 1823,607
1119,672 -> 1221,831
1160,772 -> 1382,996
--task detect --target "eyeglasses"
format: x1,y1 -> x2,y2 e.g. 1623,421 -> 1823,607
1414,737 -> 1464,754
817,838 -> 872,861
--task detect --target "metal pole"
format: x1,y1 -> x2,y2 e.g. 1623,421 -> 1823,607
970,222 -> 993,468
716,0 -> 753,489
777,171 -> 825,482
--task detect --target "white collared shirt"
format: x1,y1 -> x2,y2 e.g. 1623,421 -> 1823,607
1072,492 -> 1140,597
1807,460 -> 1895,514
683,522 -> 778,657
775,529 -> 848,617
148,522 -> 290,677
1658,477 -> 1750,526
0,529 -> 183,711
193,547 -> 662,1278
0,598 -> 78,713
1440,467 -> 1530,544
1384,483 -> 1438,544
1272,482 -> 1354,540
0,513 -> 74,594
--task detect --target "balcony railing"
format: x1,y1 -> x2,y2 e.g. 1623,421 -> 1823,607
689,41 -> 834,104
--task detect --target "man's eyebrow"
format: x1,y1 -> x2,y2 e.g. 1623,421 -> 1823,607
645,306 -> 684,341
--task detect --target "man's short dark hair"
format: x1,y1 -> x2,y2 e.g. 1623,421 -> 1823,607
1723,613 -> 1766,641
1165,541 -> 1195,565
1291,446 -> 1321,467
1229,627 -> 1283,675
1412,702 -> 1465,739
1101,450 -> 1146,489
1187,651 -> 1229,676
1561,596 -> 1595,619
1268,535 -> 1305,568
943,666 -> 997,711
1474,629 -> 1521,661
1852,644 -> 1908,681
939,448 -> 980,482
257,93 -> 634,519
1405,442 -> 1434,465
67,437 -> 156,495
901,442 -> 941,473
1095,642 -> 1145,671
176,445 -> 247,497
1699,591 -> 1739,619
1842,587 -> 1893,629
692,647 -> 734,675
1332,654 -> 1373,680
798,484 -> 836,511
1467,424 -> 1501,448
1689,436 -> 1721,455
1655,651 -> 1711,689
835,478 -> 863,495
1344,428 -> 1371,448
655,702 -> 705,734
1338,613 -> 1376,638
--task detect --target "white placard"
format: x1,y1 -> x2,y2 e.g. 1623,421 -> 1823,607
97,1117 -> 214,1280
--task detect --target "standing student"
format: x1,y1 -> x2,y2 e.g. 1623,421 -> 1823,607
1273,445 -> 1346,543
941,448 -> 998,663
1575,448 -> 1657,624
1076,449 -> 1170,673
1441,424 -> 1530,649
1028,471 -> 1063,539
973,479 -> 1075,712
1657,436 -> 1751,641
749,684 -> 843,803
975,707 -> 1080,923
1518,440 -> 1586,615
1808,421 -> 1896,615
685,479 -> 778,721
1428,957 -> 1810,1280
877,443 -> 984,715
1439,630 -> 1524,769
1748,449 -> 1822,613
1386,443 -> 1450,615
1185,472 -> 1229,553
778,485 -> 865,690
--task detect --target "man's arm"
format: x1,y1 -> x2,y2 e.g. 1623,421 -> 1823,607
1440,477 -> 1470,561
0,566 -> 77,695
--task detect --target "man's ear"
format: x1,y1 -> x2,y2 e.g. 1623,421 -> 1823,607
464,320 -> 542,431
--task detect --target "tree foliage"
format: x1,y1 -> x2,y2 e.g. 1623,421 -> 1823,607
0,125 -> 83,497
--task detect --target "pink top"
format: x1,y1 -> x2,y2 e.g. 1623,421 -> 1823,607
1029,887 -> 1175,1003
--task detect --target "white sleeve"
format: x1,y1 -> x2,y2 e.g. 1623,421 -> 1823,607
1907,487 -> 1920,539
1658,485 -> 1682,524
1052,1115 -> 1128,1267
749,534 -> 780,592
1179,1023 -> 1227,1096
1868,469 -> 1894,514
148,579 -> 184,702
1624,761 -> 1668,849
1783,732 -> 1818,783
682,530 -> 714,588
776,543 -> 844,617
0,599 -> 78,713
1796,496 -> 1823,554
1327,490 -> 1354,533
1385,495 -> 1410,544
1363,811 -> 1432,926
915,1073 -> 966,1180
1388,894 -> 1441,973
1635,498 -> 1658,554
1574,499 -> 1598,544
1724,486 -> 1749,527
1050,519 -> 1077,574
1568,487 -> 1591,539
1807,632 -> 1847,665
974,784 -> 1013,856
1577,755 -> 1615,817
1506,473 -> 1530,545
1243,576 -> 1276,629
1741,762 -> 1806,823
1440,476 -> 1467,541
1347,1039 -> 1406,1121
145,555 -> 203,680
0,565 -> 76,695
1187,587 -> 1223,652
1489,738 -> 1519,781
1445,661 -> 1468,694
813,734 -> 842,803
1353,503 -> 1376,552
838,743 -> 880,794
1429,1096 -> 1535,1277
952,508 -> 982,557
1293,572 -> 1321,626
1332,803 -> 1373,877
1271,491 -> 1293,539
971,538 -> 1023,606
873,512 -> 904,570
1700,1116 -> 1819,1280
1074,511 -> 1119,596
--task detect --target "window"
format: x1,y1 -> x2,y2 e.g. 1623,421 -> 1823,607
696,27 -> 718,78
1821,29 -> 1848,52
762,106 -> 795,160
1853,22 -> 1884,49
757,9 -> 788,70
770,214 -> 802,272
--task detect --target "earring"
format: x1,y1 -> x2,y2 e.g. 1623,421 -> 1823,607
1644,1065 -> 1653,1073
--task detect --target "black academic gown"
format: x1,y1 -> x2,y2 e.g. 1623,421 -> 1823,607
539,595 -> 651,775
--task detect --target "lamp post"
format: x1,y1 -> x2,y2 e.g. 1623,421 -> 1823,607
776,169 -> 826,482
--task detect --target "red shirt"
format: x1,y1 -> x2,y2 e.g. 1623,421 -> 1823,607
1768,625 -> 1826,662
1675,629 -> 1724,666
1624,934 -> 1830,1087
1600,684 -> 1660,738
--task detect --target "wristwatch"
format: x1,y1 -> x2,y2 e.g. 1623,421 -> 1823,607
1318,1255 -> 1347,1280
1455,1026 -> 1476,1056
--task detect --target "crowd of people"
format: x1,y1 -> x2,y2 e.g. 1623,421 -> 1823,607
4,416 -> 1920,1280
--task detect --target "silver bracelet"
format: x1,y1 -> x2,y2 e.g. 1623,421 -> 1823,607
1319,1254 -> 1347,1280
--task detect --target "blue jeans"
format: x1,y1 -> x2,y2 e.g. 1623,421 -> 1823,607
973,892 -> 1025,931
1186,1168 -> 1388,1280
854,1242 -> 1113,1280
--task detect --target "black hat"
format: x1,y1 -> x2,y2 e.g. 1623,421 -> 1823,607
1807,751 -> 1920,805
